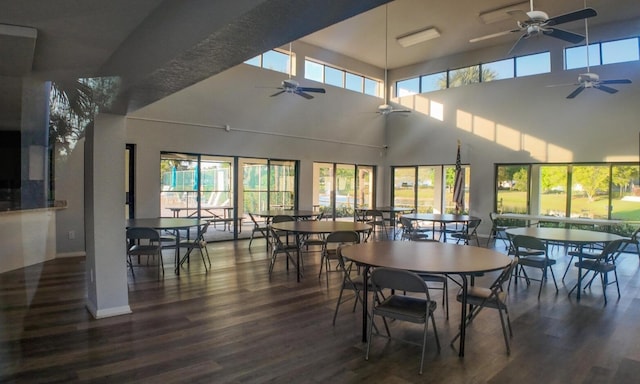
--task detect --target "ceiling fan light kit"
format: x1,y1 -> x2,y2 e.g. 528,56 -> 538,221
396,27 -> 440,48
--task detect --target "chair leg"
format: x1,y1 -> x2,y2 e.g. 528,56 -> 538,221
600,273 -> 608,305
419,322 -> 428,375
562,255 -> 575,281
443,280 -> 449,320
548,265 -> 559,292
198,245 -> 209,272
332,284 -> 346,326
497,306 -> 511,355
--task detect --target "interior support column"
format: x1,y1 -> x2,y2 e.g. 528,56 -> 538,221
84,113 -> 131,318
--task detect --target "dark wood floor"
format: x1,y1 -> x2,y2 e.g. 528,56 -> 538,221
2,234 -> 640,383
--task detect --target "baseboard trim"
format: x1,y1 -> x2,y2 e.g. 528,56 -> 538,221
57,251 -> 87,258
86,301 -> 132,319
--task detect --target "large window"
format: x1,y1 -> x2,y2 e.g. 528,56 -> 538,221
304,58 -> 381,97
395,51 -> 550,96
241,158 -> 298,212
313,162 -> 375,220
495,163 -> 639,221
244,49 -> 291,75
495,165 -> 529,214
565,37 -> 640,69
392,164 -> 470,214
160,153 -> 298,241
515,52 -> 550,77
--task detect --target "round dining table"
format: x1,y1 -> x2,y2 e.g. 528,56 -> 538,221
341,241 -> 511,357
126,218 -> 204,275
270,220 -> 371,282
401,213 -> 480,242
505,227 -> 624,301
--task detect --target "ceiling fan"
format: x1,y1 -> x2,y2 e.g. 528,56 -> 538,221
470,0 -> 597,56
269,43 -> 326,100
548,2 -> 632,99
377,4 -> 410,116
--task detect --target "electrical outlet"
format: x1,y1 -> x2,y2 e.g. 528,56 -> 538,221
68,230 -> 75,240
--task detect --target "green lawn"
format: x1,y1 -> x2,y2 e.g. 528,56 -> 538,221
497,190 -> 640,220
394,187 -> 640,221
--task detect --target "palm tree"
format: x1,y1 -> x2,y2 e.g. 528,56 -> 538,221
49,77 -> 119,158
437,66 -> 497,89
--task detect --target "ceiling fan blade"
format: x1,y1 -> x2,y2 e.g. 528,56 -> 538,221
600,79 -> 632,85
546,82 -> 579,88
546,8 -> 597,26
469,29 -> 514,43
566,86 -> 585,99
269,90 -> 286,97
543,27 -> 585,43
295,90 -> 314,99
297,87 -> 326,94
596,85 -> 619,94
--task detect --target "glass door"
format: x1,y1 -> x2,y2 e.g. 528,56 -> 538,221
269,160 -> 296,209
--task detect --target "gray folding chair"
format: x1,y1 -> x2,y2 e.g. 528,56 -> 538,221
451,257 -> 519,354
568,239 -> 625,305
177,221 -> 211,272
510,234 -> 558,299
126,227 -> 163,279
248,212 -> 268,249
365,267 -> 440,375
318,230 -> 360,283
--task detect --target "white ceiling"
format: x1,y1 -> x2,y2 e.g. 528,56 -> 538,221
1,0 -> 639,114
301,0 -> 640,69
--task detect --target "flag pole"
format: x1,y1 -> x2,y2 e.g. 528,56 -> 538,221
453,140 -> 465,215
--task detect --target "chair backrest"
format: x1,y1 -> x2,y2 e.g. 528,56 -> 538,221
365,209 -> 383,219
370,267 -> 430,297
248,212 -> 264,227
463,219 -> 481,236
126,227 -> 160,242
400,216 -> 414,231
600,239 -> 626,262
512,235 -> 546,254
198,221 -> 210,237
468,219 -> 481,230
326,230 -> 360,245
272,214 -> 295,223
490,257 -> 519,291
269,227 -> 289,249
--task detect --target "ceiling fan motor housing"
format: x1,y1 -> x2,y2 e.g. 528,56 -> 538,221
578,73 -> 599,83
526,10 -> 549,23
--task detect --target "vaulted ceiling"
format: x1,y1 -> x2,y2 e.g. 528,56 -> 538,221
1,0 -> 638,115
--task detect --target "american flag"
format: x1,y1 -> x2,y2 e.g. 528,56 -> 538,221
453,142 -> 465,214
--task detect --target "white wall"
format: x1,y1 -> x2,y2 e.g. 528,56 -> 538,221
385,59 -> 640,235
125,62 -> 388,219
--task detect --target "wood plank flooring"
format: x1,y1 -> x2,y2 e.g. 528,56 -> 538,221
2,236 -> 640,383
